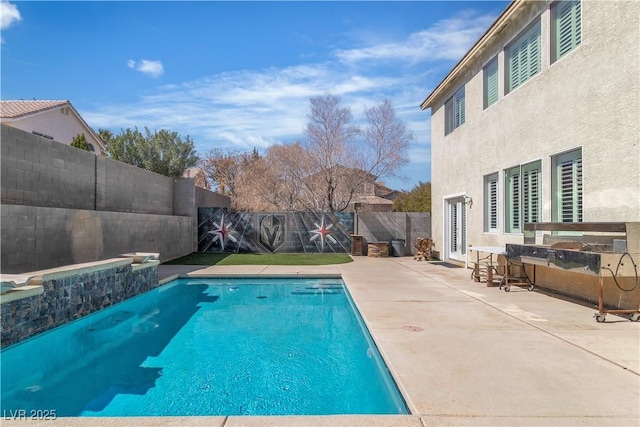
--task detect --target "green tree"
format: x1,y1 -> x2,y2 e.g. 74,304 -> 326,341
107,127 -> 199,178
98,128 -> 114,146
71,133 -> 91,151
393,182 -> 431,212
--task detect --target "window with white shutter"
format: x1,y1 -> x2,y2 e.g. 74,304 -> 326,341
484,173 -> 499,232
522,161 -> 542,225
505,161 -> 542,233
553,149 -> 583,223
450,203 -> 458,252
461,204 -> 467,255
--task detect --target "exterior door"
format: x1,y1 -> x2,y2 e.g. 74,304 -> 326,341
446,197 -> 467,261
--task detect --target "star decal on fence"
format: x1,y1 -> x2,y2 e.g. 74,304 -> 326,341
309,215 -> 337,252
208,214 -> 237,251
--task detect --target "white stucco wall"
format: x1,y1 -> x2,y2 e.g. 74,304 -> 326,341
429,0 -> 640,260
6,107 -> 103,153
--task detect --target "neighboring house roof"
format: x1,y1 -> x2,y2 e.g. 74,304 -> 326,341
351,181 -> 395,211
0,99 -> 107,153
355,194 -> 394,206
0,100 -> 69,118
420,0 -> 518,110
375,183 -> 401,201
183,167 -> 211,190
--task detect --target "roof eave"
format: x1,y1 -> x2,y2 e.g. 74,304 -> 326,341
420,0 -> 519,111
65,102 -> 107,153
0,100 -> 69,120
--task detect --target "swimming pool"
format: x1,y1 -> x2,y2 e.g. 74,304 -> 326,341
1,277 -> 408,416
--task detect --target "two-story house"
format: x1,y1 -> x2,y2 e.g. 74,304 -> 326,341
420,0 -> 639,263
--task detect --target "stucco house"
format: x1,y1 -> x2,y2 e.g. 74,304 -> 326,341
0,100 -> 106,154
351,182 -> 395,213
420,0 -> 639,263
183,167 -> 211,190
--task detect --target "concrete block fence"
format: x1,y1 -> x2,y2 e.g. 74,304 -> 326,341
1,125 -> 229,273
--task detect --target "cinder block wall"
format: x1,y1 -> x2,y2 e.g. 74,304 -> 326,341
0,125 -> 232,273
196,186 -> 231,208
1,198 -> 195,274
96,156 -> 173,215
1,125 -> 96,210
173,178 -> 196,217
357,212 -> 431,255
1,125 -> 176,215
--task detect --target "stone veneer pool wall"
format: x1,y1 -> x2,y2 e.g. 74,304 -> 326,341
0,259 -> 159,347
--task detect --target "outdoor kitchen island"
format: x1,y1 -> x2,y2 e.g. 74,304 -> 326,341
504,222 -> 640,322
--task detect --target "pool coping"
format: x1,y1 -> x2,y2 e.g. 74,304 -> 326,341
160,272 -> 343,286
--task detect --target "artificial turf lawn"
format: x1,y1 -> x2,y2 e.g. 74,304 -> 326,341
162,252 -> 353,266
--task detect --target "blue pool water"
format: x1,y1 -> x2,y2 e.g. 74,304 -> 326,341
1,277 -> 408,416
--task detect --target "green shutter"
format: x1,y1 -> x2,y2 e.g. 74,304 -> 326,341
455,87 -> 465,127
445,85 -> 465,135
450,203 -> 458,251
554,0 -> 582,62
523,161 -> 541,225
554,149 -> 583,223
490,178 -> 498,230
509,45 -> 520,92
507,21 -> 541,93
575,0 -> 582,48
505,166 -> 521,233
485,173 -> 498,232
485,58 -> 498,108
461,203 -> 466,255
560,157 -> 582,222
444,97 -> 454,135
511,173 -> 520,231
528,27 -> 541,77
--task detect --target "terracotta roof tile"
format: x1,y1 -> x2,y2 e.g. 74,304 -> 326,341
0,100 -> 69,119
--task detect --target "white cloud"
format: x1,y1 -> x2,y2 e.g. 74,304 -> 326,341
334,10 -> 497,65
0,0 -> 21,43
127,59 -> 164,77
85,59 -> 432,189
86,62 -> 409,151
84,8 -> 502,189
0,1 -> 21,29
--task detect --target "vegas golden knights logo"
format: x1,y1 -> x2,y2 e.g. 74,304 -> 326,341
259,214 -> 286,252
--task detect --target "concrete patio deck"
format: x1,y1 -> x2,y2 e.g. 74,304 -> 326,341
8,257 -> 639,426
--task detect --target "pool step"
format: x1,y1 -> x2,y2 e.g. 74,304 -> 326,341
291,290 -> 343,295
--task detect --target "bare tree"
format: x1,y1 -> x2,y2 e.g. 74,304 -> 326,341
199,149 -> 244,196
361,98 -> 412,180
232,142 -> 317,212
304,95 -> 411,212
233,155 -> 276,211
260,142 -> 311,211
305,94 -> 361,211
202,96 -> 411,213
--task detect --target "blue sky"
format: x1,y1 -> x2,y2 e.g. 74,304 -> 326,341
1,0 -> 508,191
